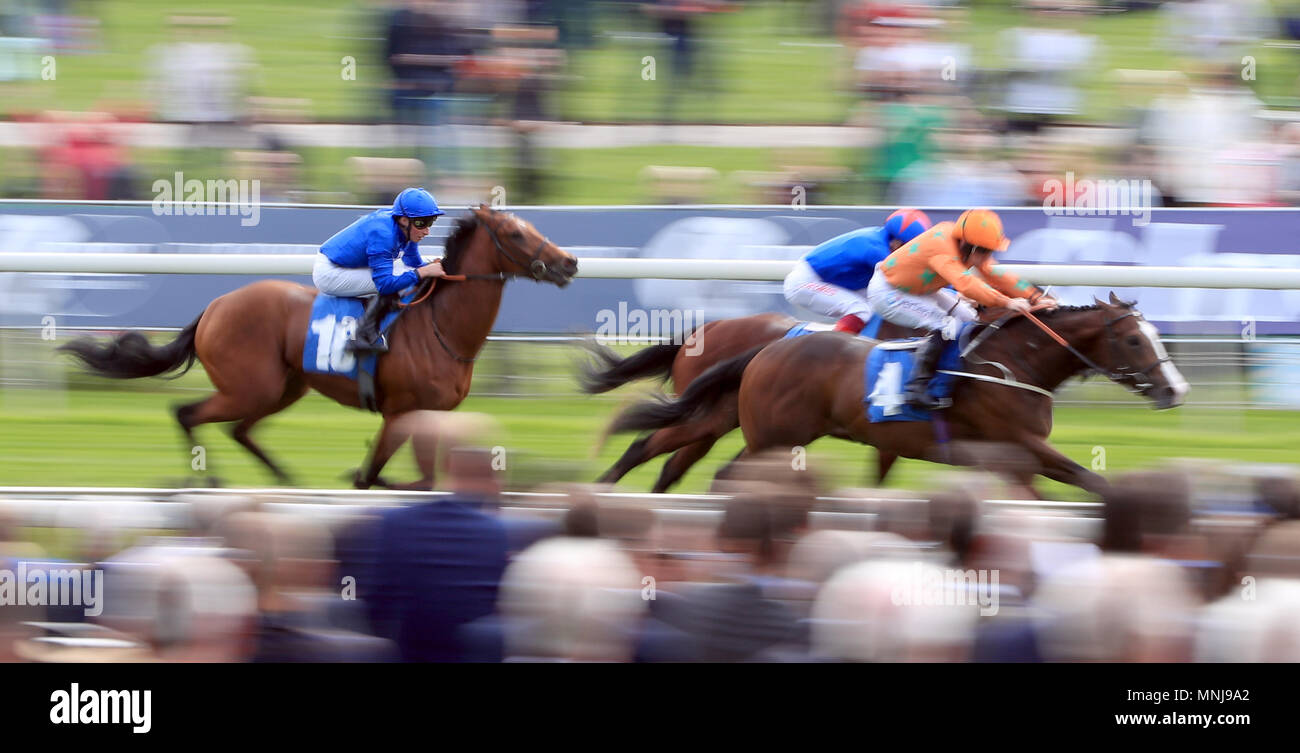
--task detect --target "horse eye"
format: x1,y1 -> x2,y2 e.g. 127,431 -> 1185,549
1127,336 -> 1141,347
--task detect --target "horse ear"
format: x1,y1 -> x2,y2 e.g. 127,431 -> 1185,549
1109,291 -> 1136,308
1093,295 -> 1107,307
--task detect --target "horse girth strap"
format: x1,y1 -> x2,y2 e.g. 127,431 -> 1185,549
391,277 -> 488,363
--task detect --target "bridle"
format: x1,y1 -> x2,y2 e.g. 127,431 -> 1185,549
1098,309 -> 1171,395
479,210 -> 557,283
420,209 -> 565,363
1014,307 -> 1170,396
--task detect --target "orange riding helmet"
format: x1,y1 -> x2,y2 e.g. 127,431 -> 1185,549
953,208 -> 1010,252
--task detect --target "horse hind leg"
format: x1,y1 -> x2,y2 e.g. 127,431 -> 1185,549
651,436 -> 719,493
176,378 -> 307,485
229,376 -> 309,485
597,420 -> 720,490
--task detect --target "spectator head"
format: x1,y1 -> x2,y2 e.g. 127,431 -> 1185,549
219,511 -> 335,612
787,530 -> 914,584
811,559 -> 980,662
1034,554 -> 1197,662
499,537 -> 647,661
1256,473 -> 1299,519
1100,471 -> 1193,553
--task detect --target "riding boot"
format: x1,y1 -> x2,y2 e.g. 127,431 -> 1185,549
903,329 -> 949,410
346,293 -> 399,354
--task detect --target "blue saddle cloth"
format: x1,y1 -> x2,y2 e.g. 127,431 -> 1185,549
302,292 -> 408,380
862,334 -> 966,423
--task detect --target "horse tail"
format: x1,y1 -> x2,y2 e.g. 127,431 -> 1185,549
578,337 -> 686,394
605,343 -> 764,436
59,314 -> 202,380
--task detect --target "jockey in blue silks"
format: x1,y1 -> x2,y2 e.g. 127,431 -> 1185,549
313,187 -> 446,354
782,208 -> 931,335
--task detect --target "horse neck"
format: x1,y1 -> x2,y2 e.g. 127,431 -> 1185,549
422,226 -> 506,359
989,310 -> 1108,391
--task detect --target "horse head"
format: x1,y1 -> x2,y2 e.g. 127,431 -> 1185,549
471,204 -> 578,287
1084,292 -> 1190,410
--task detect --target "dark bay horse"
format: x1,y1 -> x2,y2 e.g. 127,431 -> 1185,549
61,205 -> 578,489
581,314 -> 922,492
606,295 -> 1189,495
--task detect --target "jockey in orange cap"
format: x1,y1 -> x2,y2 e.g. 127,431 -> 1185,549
865,208 -> 1057,409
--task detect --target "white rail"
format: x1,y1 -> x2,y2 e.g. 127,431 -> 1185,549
3,253 -> 1300,288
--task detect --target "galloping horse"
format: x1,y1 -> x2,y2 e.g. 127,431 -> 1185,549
605,295 -> 1189,495
61,205 -> 578,489
581,314 -> 923,492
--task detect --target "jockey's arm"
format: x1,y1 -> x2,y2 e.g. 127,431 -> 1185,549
977,258 -> 1045,302
367,242 -> 420,296
401,243 -> 426,270
928,253 -> 1011,308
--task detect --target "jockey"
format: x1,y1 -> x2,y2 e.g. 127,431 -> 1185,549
313,187 -> 447,354
783,209 -> 932,335
865,208 -> 1057,410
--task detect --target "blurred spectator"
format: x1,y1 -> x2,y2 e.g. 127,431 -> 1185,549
38,112 -> 140,200
497,536 -> 647,661
1034,553 -> 1198,662
647,489 -> 809,661
145,16 -> 257,147
356,439 -> 510,662
993,4 -> 1101,133
1145,64 -> 1270,205
1161,0 -> 1277,66
221,512 -> 392,661
811,559 -> 980,661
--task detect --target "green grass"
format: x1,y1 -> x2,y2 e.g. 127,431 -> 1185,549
2,337 -> 1295,500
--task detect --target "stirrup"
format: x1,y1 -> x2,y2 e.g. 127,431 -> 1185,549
345,334 -> 388,354
906,389 -> 949,410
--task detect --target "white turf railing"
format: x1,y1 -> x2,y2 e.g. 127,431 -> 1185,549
2,253 -> 1300,288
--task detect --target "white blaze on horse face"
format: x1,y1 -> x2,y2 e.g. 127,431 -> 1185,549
1138,319 -> 1190,403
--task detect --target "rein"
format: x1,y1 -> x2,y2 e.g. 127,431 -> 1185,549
961,306 -> 1170,397
396,210 -> 555,363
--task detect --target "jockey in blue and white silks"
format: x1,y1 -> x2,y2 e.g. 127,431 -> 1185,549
783,209 -> 931,335
312,187 -> 446,354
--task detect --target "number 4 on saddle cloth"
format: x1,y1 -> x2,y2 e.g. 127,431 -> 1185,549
783,318 -> 969,423
303,290 -> 417,412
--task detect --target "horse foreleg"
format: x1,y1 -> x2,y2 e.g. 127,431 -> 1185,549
1019,435 -> 1109,495
355,417 -> 415,490
711,447 -> 751,486
875,451 -> 899,486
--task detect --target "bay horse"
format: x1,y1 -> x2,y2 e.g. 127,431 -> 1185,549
605,294 -> 1189,495
581,314 -> 923,492
60,205 -> 578,489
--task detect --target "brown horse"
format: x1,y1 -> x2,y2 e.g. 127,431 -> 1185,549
60,205 -> 578,489
581,314 -> 923,492
605,294 -> 1189,495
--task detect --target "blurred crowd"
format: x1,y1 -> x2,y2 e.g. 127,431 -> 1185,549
5,1 -> 1300,205
1,410 -> 1298,663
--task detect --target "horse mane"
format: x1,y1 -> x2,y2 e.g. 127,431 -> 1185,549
440,213 -> 479,274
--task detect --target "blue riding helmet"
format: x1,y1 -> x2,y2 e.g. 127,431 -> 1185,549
883,208 -> 931,245
392,187 -> 445,219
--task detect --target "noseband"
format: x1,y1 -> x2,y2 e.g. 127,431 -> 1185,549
480,213 -> 554,282
1101,310 -> 1171,394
